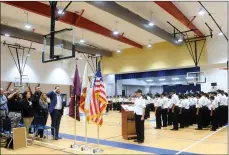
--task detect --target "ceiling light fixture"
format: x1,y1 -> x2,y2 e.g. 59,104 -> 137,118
148,11 -> 155,27
25,23 -> 31,29
146,79 -> 153,82
113,20 -> 120,36
178,38 -> 183,42
218,32 -> 223,36
24,11 -> 32,29
58,9 -> 65,15
4,33 -> 10,37
147,39 -> 152,48
113,30 -> 119,36
186,77 -> 194,79
79,39 -> 85,43
198,10 -> 205,15
158,78 -> 166,81
148,22 -> 154,27
79,30 -> 85,43
117,49 -> 121,53
172,77 -> 180,80
147,43 -> 152,48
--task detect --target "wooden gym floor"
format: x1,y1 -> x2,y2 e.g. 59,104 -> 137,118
1,111 -> 228,154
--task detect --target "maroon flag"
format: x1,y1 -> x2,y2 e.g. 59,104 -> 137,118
69,64 -> 81,121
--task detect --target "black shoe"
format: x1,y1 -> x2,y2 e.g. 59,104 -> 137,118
180,127 -> 184,128
55,138 -> 59,140
162,125 -> 167,127
170,128 -> 178,131
58,137 -> 62,139
195,128 -> 202,130
138,141 -> 144,144
210,129 -> 216,131
155,127 -> 161,129
134,140 -> 139,142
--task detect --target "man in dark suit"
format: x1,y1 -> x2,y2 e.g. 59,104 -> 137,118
47,86 -> 65,140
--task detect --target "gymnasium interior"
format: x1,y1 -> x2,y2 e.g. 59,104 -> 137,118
0,1 -> 228,154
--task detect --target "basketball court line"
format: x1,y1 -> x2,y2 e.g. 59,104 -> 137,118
43,131 -> 198,154
146,132 -> 227,145
175,125 -> 228,154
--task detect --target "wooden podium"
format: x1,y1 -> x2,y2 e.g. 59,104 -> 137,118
121,105 -> 137,140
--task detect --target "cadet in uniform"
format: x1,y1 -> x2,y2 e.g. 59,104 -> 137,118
188,94 -> 195,126
183,95 -> 190,127
209,96 -> 218,131
118,95 -> 123,112
223,92 -> 228,125
112,96 -> 118,111
154,94 -> 162,129
196,93 -> 204,130
145,95 -> 151,119
179,95 -> 185,128
170,90 -> 180,131
134,89 -> 146,144
161,93 -> 169,127
167,95 -> 173,126
221,91 -> 228,126
203,93 -> 211,127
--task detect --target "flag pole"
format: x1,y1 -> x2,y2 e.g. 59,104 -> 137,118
74,105 -> 76,142
97,122 -> 100,148
70,98 -> 81,149
81,112 -> 90,151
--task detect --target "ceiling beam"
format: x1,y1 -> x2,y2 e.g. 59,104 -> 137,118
154,1 -> 204,37
1,24 -> 112,57
86,2 -> 182,46
3,1 -> 143,49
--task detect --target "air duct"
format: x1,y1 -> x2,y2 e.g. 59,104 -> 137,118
0,24 -> 112,57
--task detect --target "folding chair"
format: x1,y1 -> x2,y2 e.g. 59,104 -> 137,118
33,116 -> 55,140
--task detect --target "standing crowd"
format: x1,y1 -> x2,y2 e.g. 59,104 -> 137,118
0,86 -> 65,141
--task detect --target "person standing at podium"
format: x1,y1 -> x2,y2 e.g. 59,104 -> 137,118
133,89 -> 146,144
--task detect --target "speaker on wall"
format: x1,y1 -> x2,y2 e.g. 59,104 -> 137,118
211,83 -> 217,86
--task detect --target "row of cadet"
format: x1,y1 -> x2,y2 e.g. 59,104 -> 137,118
106,89 -> 228,131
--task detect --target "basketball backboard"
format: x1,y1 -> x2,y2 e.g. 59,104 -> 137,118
14,75 -> 29,87
186,72 -> 206,86
42,28 -> 75,63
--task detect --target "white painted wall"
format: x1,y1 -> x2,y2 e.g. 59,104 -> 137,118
200,35 -> 228,92
201,67 -> 228,92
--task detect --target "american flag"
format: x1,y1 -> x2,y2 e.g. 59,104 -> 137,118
89,60 -> 107,126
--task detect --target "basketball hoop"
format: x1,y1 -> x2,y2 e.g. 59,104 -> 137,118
186,72 -> 206,86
